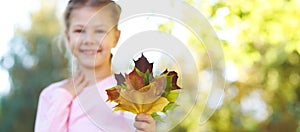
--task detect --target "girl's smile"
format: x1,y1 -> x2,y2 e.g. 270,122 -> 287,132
79,44 -> 103,57
79,49 -> 101,56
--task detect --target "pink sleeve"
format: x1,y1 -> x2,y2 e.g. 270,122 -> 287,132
35,87 -> 73,132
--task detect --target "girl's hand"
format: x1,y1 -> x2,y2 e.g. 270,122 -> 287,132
61,71 -> 88,97
134,113 -> 156,132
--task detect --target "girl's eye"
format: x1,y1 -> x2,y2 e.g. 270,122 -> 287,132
96,30 -> 105,33
74,29 -> 84,33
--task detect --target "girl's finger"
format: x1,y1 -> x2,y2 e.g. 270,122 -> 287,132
74,72 -> 89,94
135,114 -> 154,124
77,79 -> 88,93
134,121 -> 147,131
135,130 -> 144,132
74,72 -> 84,86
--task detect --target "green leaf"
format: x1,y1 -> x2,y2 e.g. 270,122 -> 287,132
166,90 -> 180,102
151,112 -> 163,122
165,75 -> 173,93
135,67 -> 145,76
120,84 -> 127,89
144,69 -> 150,85
163,103 -> 178,113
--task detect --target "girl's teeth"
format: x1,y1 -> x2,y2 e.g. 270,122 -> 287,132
83,51 -> 96,55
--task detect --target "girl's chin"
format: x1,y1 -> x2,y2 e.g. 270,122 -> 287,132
76,59 -> 102,68
78,52 -> 108,59
78,62 -> 103,69
76,54 -> 110,68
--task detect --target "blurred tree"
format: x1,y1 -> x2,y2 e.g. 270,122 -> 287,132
183,0 -> 300,131
0,1 -> 68,131
159,0 -> 300,131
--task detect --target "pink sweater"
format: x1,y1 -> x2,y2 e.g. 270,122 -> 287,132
35,76 -> 135,132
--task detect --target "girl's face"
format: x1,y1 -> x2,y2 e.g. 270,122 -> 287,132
66,7 -> 120,69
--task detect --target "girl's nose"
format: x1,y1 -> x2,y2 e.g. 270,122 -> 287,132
83,32 -> 96,45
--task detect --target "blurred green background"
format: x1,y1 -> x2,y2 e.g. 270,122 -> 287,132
0,0 -> 300,131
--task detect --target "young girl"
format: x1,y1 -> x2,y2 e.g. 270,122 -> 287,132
35,0 -> 155,131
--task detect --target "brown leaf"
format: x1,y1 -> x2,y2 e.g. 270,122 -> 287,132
126,68 -> 145,90
114,73 -> 125,85
134,54 -> 153,73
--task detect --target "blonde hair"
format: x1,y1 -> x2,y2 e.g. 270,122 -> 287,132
64,0 -> 121,31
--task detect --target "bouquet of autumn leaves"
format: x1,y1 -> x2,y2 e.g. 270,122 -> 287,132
106,54 -> 181,120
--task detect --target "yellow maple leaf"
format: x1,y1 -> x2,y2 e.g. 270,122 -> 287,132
113,76 -> 169,114
114,96 -> 169,114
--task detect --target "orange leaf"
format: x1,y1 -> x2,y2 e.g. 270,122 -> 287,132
106,87 -> 120,101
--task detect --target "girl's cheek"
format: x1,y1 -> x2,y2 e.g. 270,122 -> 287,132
102,39 -> 114,49
69,39 -> 80,54
104,33 -> 117,47
69,42 -> 76,55
71,34 -> 82,45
